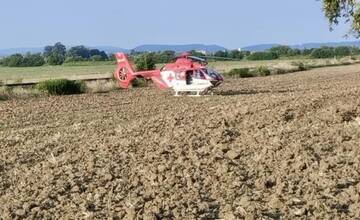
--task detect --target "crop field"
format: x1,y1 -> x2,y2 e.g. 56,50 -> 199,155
1,64 -> 359,219
1,57 -> 358,85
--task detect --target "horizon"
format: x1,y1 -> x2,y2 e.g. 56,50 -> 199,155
0,0 -> 357,50
2,39 -> 360,51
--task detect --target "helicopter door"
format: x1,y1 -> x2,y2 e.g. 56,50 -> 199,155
185,70 -> 193,85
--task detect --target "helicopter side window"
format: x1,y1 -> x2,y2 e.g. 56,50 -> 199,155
185,70 -> 193,85
194,69 -> 205,79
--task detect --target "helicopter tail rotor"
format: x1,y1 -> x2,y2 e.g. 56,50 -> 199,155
114,53 -> 136,89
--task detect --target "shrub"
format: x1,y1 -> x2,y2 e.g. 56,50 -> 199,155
227,68 -> 254,78
2,54 -> 24,67
310,47 -> 335,59
1,53 -> 45,67
36,79 -> 86,95
291,62 -> 307,71
247,52 -> 279,60
90,55 -> 104,61
131,78 -> 148,87
256,66 -> 271,76
273,68 -> 287,75
135,53 -> 156,71
47,53 -> 65,65
0,86 -> 10,101
22,53 -> 45,67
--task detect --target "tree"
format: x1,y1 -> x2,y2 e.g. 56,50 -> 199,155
44,46 -> 54,57
89,49 -> 108,60
67,46 -> 91,59
268,45 -> 293,57
322,0 -> 360,36
52,42 -> 66,57
43,42 -> 66,65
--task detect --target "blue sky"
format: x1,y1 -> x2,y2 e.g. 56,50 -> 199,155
0,0 -> 355,49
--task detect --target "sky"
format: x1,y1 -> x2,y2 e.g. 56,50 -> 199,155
0,0 -> 356,49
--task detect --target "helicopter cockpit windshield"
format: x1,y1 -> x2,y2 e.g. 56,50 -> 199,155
202,68 -> 221,79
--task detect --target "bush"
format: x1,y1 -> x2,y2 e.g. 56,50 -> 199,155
1,53 -> 45,67
256,66 -> 271,76
135,53 -> 156,71
36,79 -> 86,95
48,53 -> 65,65
227,68 -> 254,78
310,47 -> 335,59
22,53 -> 45,67
131,78 -> 148,87
273,68 -> 287,75
2,54 -> 24,67
247,52 -> 279,60
90,55 -> 104,61
291,62 -> 307,71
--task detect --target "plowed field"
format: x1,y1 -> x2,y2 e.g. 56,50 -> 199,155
1,64 -> 360,219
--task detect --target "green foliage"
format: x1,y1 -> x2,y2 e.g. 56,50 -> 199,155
153,50 -> 175,63
22,53 -> 45,66
247,52 -> 279,60
64,56 -> 86,63
36,79 -> 86,95
44,42 -> 66,65
269,45 -> 292,56
228,50 -> 245,60
297,62 -> 306,71
91,55 -> 105,61
2,54 -> 23,67
67,46 -> 91,59
310,47 -> 335,59
89,49 -> 108,60
322,0 -> 360,36
227,68 -> 254,78
334,46 -> 351,57
135,53 -> 156,71
48,53 -> 65,65
66,46 -> 108,62
1,53 -> 45,67
256,66 -> 271,76
0,86 -> 10,101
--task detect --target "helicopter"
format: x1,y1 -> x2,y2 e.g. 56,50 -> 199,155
113,52 -> 224,96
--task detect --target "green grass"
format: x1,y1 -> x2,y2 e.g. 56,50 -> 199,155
0,63 -> 114,81
1,57 -> 359,84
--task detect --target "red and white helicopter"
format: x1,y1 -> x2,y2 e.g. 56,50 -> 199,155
114,52 -> 224,96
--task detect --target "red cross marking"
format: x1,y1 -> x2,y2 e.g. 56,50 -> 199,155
167,74 -> 175,82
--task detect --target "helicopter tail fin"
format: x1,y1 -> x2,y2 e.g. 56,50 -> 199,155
114,53 -> 136,89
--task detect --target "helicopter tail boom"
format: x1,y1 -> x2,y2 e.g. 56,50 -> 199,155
114,53 -> 168,89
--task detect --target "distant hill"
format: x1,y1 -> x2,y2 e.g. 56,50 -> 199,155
242,40 -> 360,52
241,44 -> 280,52
90,46 -> 129,54
2,41 -> 360,57
0,47 -> 44,57
132,44 -> 227,53
0,44 -> 225,57
292,41 -> 360,49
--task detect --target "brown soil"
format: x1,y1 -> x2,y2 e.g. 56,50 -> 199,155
1,65 -> 360,219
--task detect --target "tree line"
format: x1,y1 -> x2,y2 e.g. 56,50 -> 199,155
0,42 -> 110,67
2,43 -> 360,68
